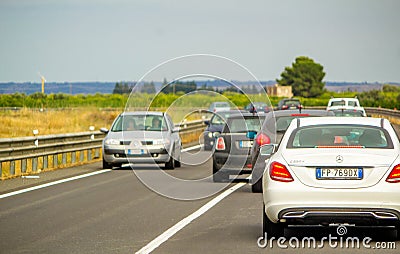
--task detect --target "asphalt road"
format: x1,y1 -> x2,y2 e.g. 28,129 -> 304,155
0,149 -> 399,254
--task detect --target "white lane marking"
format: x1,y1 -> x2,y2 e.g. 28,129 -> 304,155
182,144 -> 203,152
136,182 -> 246,254
0,169 -> 112,199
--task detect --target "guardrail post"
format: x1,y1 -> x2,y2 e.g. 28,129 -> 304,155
71,151 -> 76,163
32,157 -> 38,172
21,159 -> 27,173
80,150 -> 84,162
43,156 -> 48,170
95,148 -> 100,159
62,153 -> 67,165
10,161 -> 15,176
88,149 -> 92,161
53,154 -> 58,168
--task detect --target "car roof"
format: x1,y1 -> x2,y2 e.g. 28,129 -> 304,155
226,112 -> 266,119
269,109 -> 333,117
120,111 -> 164,116
329,97 -> 359,101
296,116 -> 387,128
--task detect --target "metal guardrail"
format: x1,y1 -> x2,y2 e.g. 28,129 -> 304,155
0,120 -> 208,180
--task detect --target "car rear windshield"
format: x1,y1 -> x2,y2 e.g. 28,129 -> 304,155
283,100 -> 300,105
223,117 -> 264,133
111,115 -> 168,132
210,112 -> 234,125
287,125 -> 393,149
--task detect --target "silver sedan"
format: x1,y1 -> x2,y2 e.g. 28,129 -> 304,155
101,111 -> 181,169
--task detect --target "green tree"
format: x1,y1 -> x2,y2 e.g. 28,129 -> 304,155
277,56 -> 326,98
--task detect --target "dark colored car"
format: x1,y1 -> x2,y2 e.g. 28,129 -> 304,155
212,113 -> 265,182
331,108 -> 365,117
277,98 -> 302,110
250,110 -> 335,192
203,110 -> 244,151
244,102 -> 271,113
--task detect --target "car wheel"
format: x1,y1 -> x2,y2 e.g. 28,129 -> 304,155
252,177 -> 263,193
174,156 -> 181,168
102,157 -> 112,169
212,160 -> 228,182
165,155 -> 175,170
262,205 -> 284,238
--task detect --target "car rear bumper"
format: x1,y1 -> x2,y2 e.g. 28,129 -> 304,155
263,183 -> 400,225
213,153 -> 252,174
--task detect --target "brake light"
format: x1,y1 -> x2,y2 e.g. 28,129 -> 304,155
216,137 -> 226,150
290,114 -> 310,116
256,133 -> 270,146
386,164 -> 400,183
269,161 -> 294,182
282,105 -> 288,109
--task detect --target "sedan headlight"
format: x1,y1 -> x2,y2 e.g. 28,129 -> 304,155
207,132 -> 213,138
104,138 -> 120,145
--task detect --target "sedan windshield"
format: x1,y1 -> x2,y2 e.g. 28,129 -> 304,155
287,125 -> 392,149
111,115 -> 168,132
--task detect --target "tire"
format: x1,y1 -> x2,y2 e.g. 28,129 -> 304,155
102,157 -> 112,169
174,157 -> 181,168
262,205 -> 284,238
252,177 -> 263,193
165,155 -> 175,170
212,160 -> 228,182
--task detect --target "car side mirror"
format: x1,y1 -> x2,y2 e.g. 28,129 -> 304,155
259,144 -> 277,156
204,120 -> 210,126
100,127 -> 109,134
246,131 -> 257,139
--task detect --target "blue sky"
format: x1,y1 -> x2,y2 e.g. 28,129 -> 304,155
0,0 -> 399,82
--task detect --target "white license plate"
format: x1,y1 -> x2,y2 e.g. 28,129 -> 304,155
316,168 -> 363,180
127,149 -> 145,155
239,140 -> 253,148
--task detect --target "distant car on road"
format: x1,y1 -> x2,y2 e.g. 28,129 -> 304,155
332,108 -> 365,117
326,97 -> 366,116
212,113 -> 265,182
208,102 -> 231,113
101,111 -> 182,169
244,102 -> 271,113
250,109 -> 335,192
277,98 -> 302,110
203,110 -> 243,151
261,117 -> 400,238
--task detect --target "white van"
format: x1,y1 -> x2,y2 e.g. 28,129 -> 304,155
326,97 -> 366,116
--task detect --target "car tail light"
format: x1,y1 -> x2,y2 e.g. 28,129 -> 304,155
282,105 -> 288,109
269,161 -> 294,182
386,164 -> 400,183
256,133 -> 270,146
216,137 -> 226,150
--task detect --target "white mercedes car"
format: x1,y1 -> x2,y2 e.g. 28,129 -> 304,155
261,117 -> 400,237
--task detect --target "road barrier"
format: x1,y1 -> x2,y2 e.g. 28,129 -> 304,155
0,119 -> 208,180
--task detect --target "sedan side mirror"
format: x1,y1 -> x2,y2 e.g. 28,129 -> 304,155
259,144 -> 277,156
204,120 -> 210,126
100,127 -> 109,134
